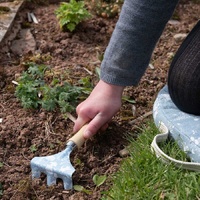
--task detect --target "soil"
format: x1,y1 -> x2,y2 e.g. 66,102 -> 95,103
0,1 -> 199,199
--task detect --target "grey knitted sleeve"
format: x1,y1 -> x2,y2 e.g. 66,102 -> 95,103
100,0 -> 179,86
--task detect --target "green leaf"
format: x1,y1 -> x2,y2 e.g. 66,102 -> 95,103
27,63 -> 48,79
41,99 -> 57,111
55,0 -> 91,32
51,78 -> 60,86
78,77 -> 92,88
95,67 -> 100,78
93,174 -> 107,187
73,185 -> 92,194
0,162 -> 3,168
74,158 -> 84,166
15,62 -> 91,113
73,185 -> 84,192
21,96 -> 39,109
67,22 -> 76,32
122,95 -> 135,104
29,145 -> 37,153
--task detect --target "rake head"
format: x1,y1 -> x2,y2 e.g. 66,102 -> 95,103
30,141 -> 76,190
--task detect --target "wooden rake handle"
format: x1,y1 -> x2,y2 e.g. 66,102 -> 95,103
66,112 -> 88,148
68,124 -> 88,148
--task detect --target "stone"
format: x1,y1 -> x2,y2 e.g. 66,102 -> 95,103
168,20 -> 180,25
11,29 -> 36,56
119,147 -> 130,157
173,33 -> 187,42
0,0 -> 24,44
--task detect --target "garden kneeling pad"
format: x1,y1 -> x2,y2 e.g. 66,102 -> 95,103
153,85 -> 200,163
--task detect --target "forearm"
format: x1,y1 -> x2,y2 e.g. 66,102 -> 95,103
100,0 -> 179,86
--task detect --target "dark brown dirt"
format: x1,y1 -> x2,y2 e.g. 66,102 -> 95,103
0,1 -> 199,199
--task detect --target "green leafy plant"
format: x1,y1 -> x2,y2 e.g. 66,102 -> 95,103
15,62 -> 84,113
40,83 -> 80,112
74,158 -> 84,168
29,144 -> 37,153
93,174 -> 107,187
15,63 -> 47,109
78,77 -> 93,96
73,174 -> 107,194
55,0 -> 91,32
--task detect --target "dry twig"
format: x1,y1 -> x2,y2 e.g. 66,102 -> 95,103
129,111 -> 153,125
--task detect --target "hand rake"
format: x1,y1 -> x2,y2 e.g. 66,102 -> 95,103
30,124 -> 87,190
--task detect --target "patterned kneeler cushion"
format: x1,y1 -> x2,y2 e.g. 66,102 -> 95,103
153,85 -> 200,163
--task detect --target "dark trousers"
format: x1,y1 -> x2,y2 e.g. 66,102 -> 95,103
168,20 -> 200,115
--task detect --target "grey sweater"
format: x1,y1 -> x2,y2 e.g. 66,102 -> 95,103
100,0 -> 179,86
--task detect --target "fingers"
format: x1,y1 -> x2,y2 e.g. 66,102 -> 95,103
73,80 -> 124,139
73,115 -> 90,134
74,113 -> 110,139
83,113 -> 110,139
100,123 -> 109,132
73,100 -> 110,138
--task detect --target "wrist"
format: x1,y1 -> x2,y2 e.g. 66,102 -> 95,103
97,80 -> 125,97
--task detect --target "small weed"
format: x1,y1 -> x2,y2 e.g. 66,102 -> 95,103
29,144 -> 37,153
15,63 -> 47,109
73,185 -> 92,194
15,62 -> 88,113
74,158 -> 84,168
21,53 -> 52,64
78,77 -> 93,96
73,174 -> 107,194
93,174 -> 107,187
48,143 -> 55,149
55,0 -> 91,32
0,162 -> 3,168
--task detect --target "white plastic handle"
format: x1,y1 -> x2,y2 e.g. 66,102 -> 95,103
151,122 -> 200,171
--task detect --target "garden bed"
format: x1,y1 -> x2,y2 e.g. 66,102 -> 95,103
0,0 -> 199,199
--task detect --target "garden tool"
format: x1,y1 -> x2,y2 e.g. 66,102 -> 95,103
30,124 -> 87,190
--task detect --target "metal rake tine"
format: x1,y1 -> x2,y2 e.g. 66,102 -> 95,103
63,177 -> 73,190
31,167 -> 41,178
30,125 -> 88,189
47,174 -> 57,186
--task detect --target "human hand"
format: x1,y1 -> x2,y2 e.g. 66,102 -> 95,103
73,80 -> 124,139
